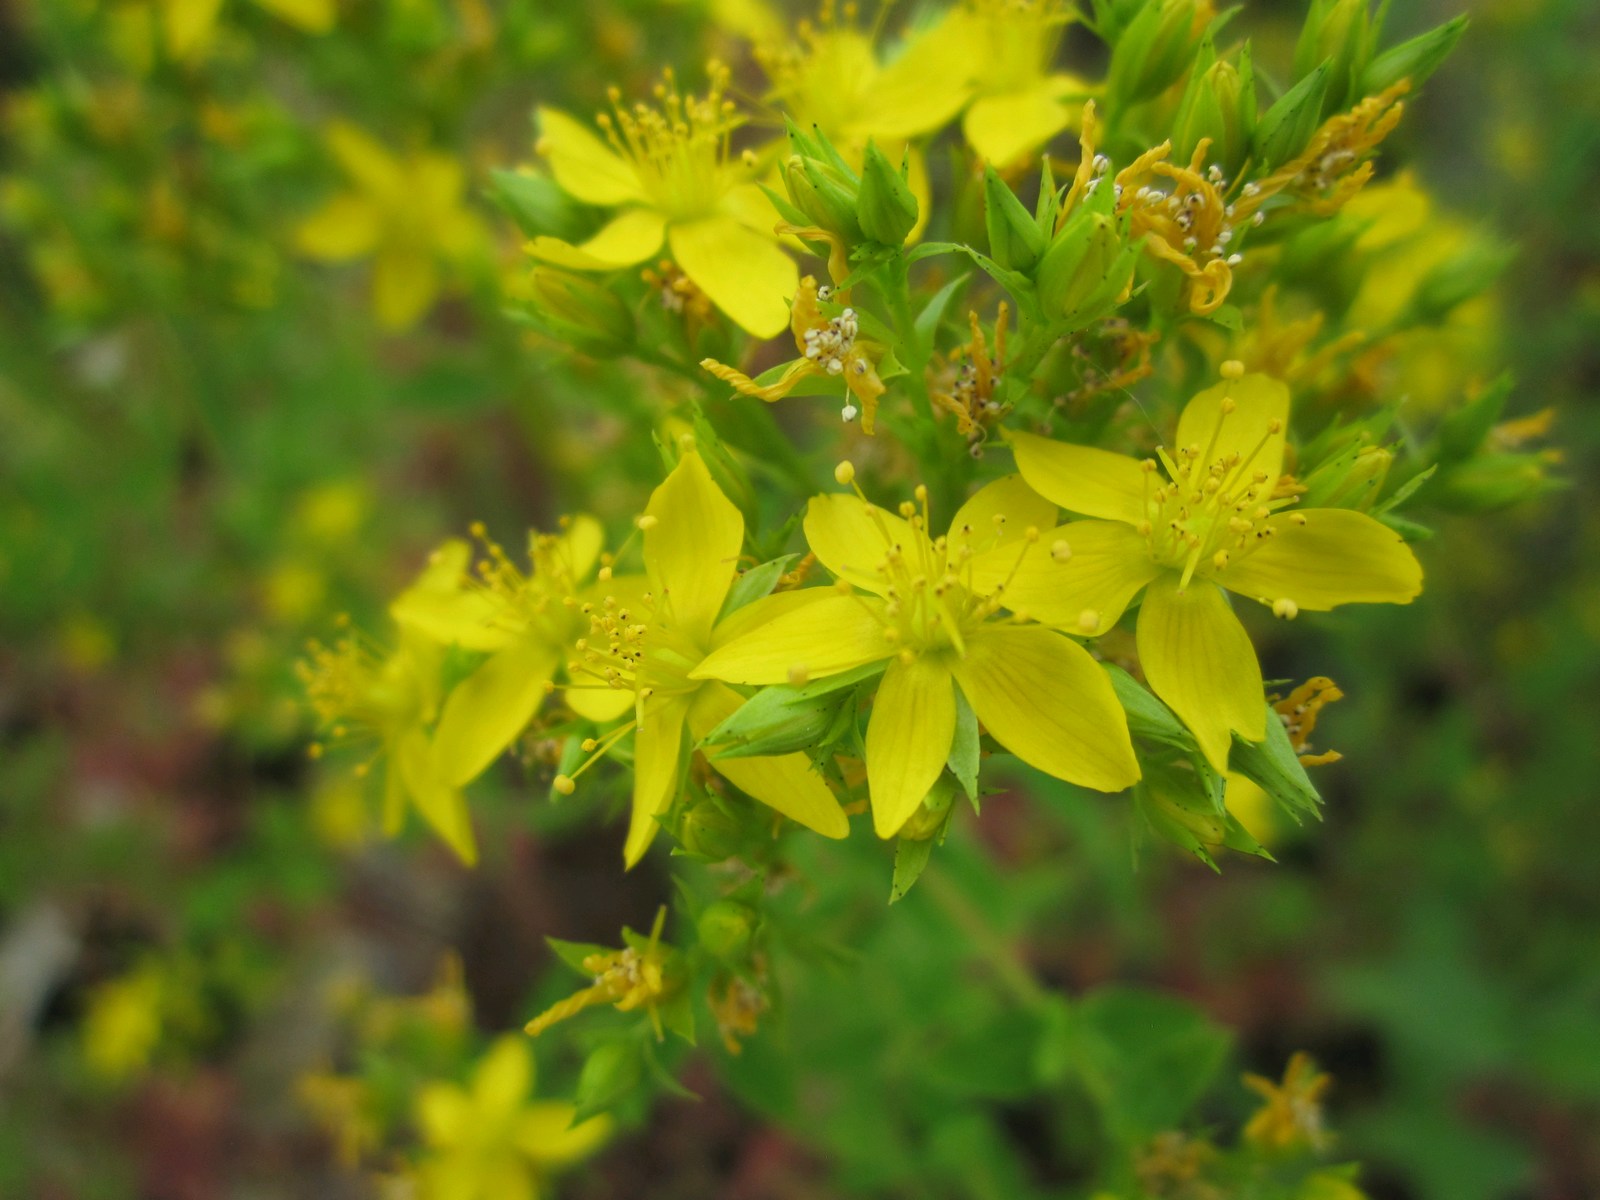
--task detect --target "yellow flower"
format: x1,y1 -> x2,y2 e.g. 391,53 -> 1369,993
294,121 -> 483,329
298,548 -> 479,864
936,0 -> 1091,166
82,964 -> 164,1082
138,0 -> 334,64
1006,371 -> 1422,771
559,449 -> 849,865
388,522 -> 633,790
756,3 -> 971,233
700,276 -> 887,431
412,1037 -> 611,1200
528,64 -> 797,338
694,472 -> 1140,838
1242,1052 -> 1333,1153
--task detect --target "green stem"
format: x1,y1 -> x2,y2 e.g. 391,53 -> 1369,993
921,869 -> 1051,1012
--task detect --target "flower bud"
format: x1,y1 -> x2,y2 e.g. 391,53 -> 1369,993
1294,0 -> 1373,114
1433,453 -> 1560,514
983,165 -> 1048,273
857,141 -> 918,247
677,798 -> 746,861
701,682 -> 849,760
1301,444 -> 1393,510
1136,760 -> 1233,865
697,899 -> 759,962
1036,211 -> 1137,330
780,124 -> 864,243
1107,0 -> 1209,108
521,266 -> 634,354
574,1041 -> 642,1117
1407,237 -> 1513,326
1173,52 -> 1257,176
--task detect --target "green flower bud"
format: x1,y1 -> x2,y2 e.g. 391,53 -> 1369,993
677,798 -> 746,861
857,141 -> 918,247
1107,0 -> 1209,108
1361,15 -> 1468,98
1036,211 -> 1137,330
780,153 -> 862,242
897,776 -> 957,842
522,266 -> 634,354
697,899 -> 759,962
1136,759 -> 1232,864
1254,60 -> 1332,169
1301,444 -> 1393,510
574,1041 -> 643,1117
1173,51 -> 1257,175
1294,0 -> 1372,114
1408,238 -> 1513,326
983,165 -> 1048,273
701,684 -> 845,761
1433,453 -> 1561,513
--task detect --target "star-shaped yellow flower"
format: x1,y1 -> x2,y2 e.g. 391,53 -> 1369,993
412,1037 -> 611,1200
528,64 -> 797,338
694,471 -> 1140,838
1003,371 -> 1422,770
559,448 -> 849,864
294,121 -> 483,329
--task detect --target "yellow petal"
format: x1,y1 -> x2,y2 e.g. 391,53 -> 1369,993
250,0 -> 335,33
625,696 -> 689,866
803,491 -> 924,596
692,593 -> 893,685
947,473 -> 1059,555
472,1036 -> 532,1115
1136,575 -> 1265,772
1216,509 -> 1423,611
390,572 -> 516,651
525,207 -> 665,270
668,215 -> 797,338
952,624 -> 1140,791
416,1082 -> 472,1147
1009,430 -> 1149,524
862,17 -> 975,139
866,654 -> 956,838
161,0 -> 223,60
536,108 -> 644,206
973,519 -> 1160,632
557,514 -> 606,581
433,640 -> 556,786
709,586 -> 830,650
563,685 -> 635,722
518,1102 -> 612,1167
325,120 -> 402,196
1175,373 -> 1290,488
690,684 -> 849,838
643,450 -> 743,647
718,181 -> 785,236
396,729 -> 478,865
372,245 -> 438,329
293,194 -> 383,261
963,81 -> 1078,166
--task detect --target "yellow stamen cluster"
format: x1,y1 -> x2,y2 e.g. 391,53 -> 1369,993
930,306 -> 1010,457
708,973 -> 769,1055
1137,394 -> 1294,593
585,64 -> 741,221
460,519 -> 590,644
641,258 -> 714,328
1263,81 -> 1410,215
295,627 -> 405,762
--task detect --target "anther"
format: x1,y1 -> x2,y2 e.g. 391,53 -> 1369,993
1051,539 -> 1072,562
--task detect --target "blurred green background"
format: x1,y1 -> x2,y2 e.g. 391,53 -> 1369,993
1,0 -> 1596,1196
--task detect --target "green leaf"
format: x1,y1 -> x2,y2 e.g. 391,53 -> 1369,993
1228,701 -> 1322,822
913,272 -> 971,355
947,687 -> 981,805
889,837 -> 935,904
718,555 -> 799,621
546,937 -> 610,976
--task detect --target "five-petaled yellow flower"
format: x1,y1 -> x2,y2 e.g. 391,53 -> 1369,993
1005,371 -> 1422,771
294,121 -> 483,329
411,1036 -> 611,1200
559,448 -> 849,865
695,470 -> 1140,838
529,64 -> 797,338
389,520 -> 634,790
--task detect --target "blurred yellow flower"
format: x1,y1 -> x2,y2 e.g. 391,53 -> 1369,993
1243,1051 -> 1333,1153
696,473 -> 1140,837
82,964 -> 164,1083
411,1037 -> 611,1200
527,64 -> 797,337
141,0 -> 335,64
1007,373 -> 1421,770
295,122 -> 484,329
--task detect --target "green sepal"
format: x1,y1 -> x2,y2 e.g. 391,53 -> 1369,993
1227,702 -> 1322,823
718,554 -> 800,622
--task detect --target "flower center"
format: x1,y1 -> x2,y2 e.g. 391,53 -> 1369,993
597,64 -> 740,222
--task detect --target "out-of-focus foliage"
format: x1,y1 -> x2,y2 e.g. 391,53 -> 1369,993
0,0 -> 1594,1198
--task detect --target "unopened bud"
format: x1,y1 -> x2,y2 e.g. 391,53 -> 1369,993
857,140 -> 919,246
697,899 -> 758,961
